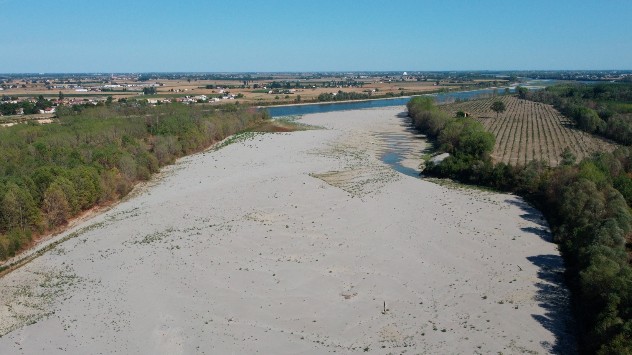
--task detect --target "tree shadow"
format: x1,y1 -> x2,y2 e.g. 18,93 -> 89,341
521,226 -> 553,242
509,198 -> 554,242
397,112 -> 434,156
398,112 -> 422,134
396,111 -> 409,119
508,198 -> 577,353
505,198 -> 548,228
527,254 -> 577,354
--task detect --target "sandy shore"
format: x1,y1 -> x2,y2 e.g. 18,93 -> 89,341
0,107 -> 574,354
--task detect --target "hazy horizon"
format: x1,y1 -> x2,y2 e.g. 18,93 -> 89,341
2,69 -> 632,76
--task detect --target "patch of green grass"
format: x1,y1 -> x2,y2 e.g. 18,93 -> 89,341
133,228 -> 174,245
213,117 -> 321,150
213,131 -> 263,150
420,153 -> 433,161
274,116 -> 324,130
605,101 -> 632,114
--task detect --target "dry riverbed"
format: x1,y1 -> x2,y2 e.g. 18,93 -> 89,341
0,107 -> 574,354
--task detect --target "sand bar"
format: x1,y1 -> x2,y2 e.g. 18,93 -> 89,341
0,107 -> 574,354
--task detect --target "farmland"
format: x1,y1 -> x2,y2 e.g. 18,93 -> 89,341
440,96 -> 617,166
0,74 -> 442,105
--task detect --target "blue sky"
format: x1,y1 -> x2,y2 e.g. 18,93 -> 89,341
1,0 -> 631,73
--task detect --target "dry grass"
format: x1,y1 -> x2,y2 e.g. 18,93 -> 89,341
146,79 -> 440,104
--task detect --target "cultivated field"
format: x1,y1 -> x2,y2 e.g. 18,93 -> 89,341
1,78 -> 441,104
441,96 -> 617,166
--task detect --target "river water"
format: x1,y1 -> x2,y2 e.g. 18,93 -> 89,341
264,78 -> 556,118
266,87 -> 514,118
265,81 -> 549,178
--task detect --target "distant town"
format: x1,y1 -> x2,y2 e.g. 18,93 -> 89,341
1,70 -> 631,124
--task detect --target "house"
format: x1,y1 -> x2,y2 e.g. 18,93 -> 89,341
38,107 -> 56,114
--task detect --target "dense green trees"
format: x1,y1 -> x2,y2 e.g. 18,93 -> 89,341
407,97 -> 450,137
410,94 -> 632,353
490,100 -> 506,118
440,120 -> 495,157
142,87 -> 157,95
407,96 -> 495,179
0,97 -> 53,115
1,182 -> 40,232
0,102 -> 263,260
318,90 -> 370,102
543,158 -> 632,354
42,181 -> 71,227
605,114 -> 632,145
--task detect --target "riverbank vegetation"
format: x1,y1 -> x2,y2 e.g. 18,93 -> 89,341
318,91 -> 371,102
409,95 -> 632,353
0,102 -> 266,261
408,96 -> 495,162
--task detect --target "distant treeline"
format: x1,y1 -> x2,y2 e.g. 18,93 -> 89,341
1,95 -> 53,115
408,96 -> 632,354
520,83 -> 632,145
0,102 -> 264,261
316,90 -> 429,103
318,91 -> 371,102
